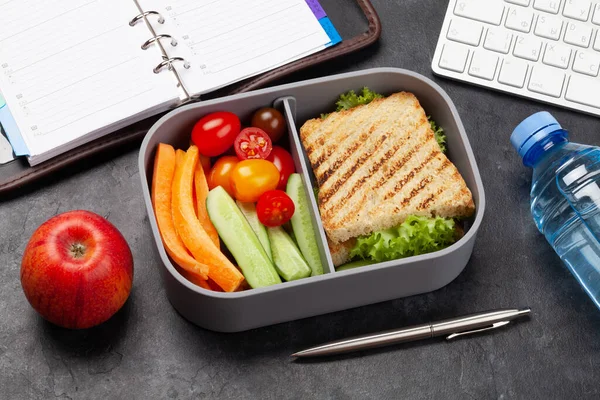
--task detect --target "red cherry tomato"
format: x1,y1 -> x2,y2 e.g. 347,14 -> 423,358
230,160 -> 280,202
191,112 -> 241,157
251,107 -> 287,143
234,127 -> 273,160
256,190 -> 296,227
208,156 -> 239,197
266,146 -> 296,190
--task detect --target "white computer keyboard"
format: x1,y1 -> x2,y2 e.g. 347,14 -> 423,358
432,0 -> 600,117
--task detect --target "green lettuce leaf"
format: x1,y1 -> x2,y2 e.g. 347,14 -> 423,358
429,117 -> 447,153
349,216 -> 456,263
335,87 -> 383,111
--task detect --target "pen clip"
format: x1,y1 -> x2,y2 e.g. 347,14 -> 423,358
446,321 -> 511,340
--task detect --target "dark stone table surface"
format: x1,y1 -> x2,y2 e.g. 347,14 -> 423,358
2,1 -> 600,399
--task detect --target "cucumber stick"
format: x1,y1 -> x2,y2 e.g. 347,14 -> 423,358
206,186 -> 281,288
287,174 -> 324,276
336,259 -> 376,272
236,201 -> 272,261
268,226 -> 311,281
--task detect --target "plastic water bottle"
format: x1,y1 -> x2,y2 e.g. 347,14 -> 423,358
511,112 -> 600,309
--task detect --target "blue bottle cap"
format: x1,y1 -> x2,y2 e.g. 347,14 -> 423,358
511,111 -> 565,159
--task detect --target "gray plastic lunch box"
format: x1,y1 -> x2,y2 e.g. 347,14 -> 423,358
138,67 -> 486,332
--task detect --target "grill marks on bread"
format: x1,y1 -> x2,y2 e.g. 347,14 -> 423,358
299,91 -> 475,246
302,101 -> 383,174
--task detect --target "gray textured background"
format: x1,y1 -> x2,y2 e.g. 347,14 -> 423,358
2,0 -> 600,399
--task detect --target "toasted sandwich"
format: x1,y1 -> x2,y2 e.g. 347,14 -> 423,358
299,91 -> 475,266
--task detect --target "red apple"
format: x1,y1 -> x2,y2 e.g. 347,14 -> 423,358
20,210 -> 133,329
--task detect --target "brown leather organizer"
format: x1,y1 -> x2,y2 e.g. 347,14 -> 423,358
0,0 -> 381,197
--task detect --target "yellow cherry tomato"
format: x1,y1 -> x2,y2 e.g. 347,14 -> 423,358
230,160 -> 280,202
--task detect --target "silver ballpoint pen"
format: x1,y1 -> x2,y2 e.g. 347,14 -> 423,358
291,307 -> 532,358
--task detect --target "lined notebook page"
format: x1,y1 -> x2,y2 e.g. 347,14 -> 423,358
143,0 -> 334,95
0,0 -> 178,164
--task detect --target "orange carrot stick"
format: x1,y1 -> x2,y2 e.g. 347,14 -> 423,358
176,149 -> 198,216
175,149 -> 185,168
151,144 -> 209,281
195,161 -> 220,249
180,269 -> 212,290
207,279 -> 224,292
172,145 -> 245,292
200,154 -> 212,175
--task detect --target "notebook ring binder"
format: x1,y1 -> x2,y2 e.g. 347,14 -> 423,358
141,34 -> 178,50
153,57 -> 190,74
129,11 -> 165,27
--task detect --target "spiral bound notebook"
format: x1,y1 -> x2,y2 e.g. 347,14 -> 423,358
0,0 -> 341,167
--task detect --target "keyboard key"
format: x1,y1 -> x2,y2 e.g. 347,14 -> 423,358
469,51 -> 499,80
506,7 -> 535,32
528,65 -> 565,96
594,31 -> 600,50
447,19 -> 483,46
439,43 -> 470,72
566,74 -> 600,107
563,0 -> 591,21
535,14 -> 563,40
593,4 -> 600,25
514,35 -> 543,60
534,0 -> 562,14
573,50 -> 600,75
484,28 -> 513,53
454,0 -> 505,25
564,22 -> 593,47
499,58 -> 529,87
506,0 -> 531,5
543,42 -> 572,68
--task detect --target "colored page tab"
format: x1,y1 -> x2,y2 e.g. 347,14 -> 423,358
319,17 -> 342,46
0,104 -> 29,156
305,0 -> 327,20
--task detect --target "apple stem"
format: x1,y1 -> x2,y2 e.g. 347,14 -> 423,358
70,243 -> 86,258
